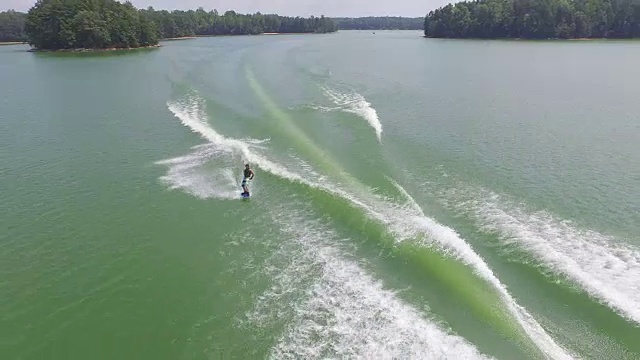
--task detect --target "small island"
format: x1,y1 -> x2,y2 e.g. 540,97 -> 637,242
18,0 -> 337,51
25,0 -> 159,51
424,0 -> 640,39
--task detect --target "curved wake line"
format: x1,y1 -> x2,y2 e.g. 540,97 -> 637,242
165,94 -> 309,189
446,189 -> 640,326
251,209 -> 492,359
321,86 -> 383,142
164,92 -> 573,359
389,180 -> 576,359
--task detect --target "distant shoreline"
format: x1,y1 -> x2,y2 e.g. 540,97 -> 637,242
0,41 -> 27,46
160,37 -> 197,41
260,32 -> 316,35
423,35 -> 636,41
28,44 -> 161,53
160,32 -> 328,41
22,31 -> 332,51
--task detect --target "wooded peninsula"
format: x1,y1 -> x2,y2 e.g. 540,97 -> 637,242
425,0 -> 640,39
2,0 -> 337,50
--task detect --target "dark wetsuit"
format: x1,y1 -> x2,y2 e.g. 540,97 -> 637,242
242,168 -> 253,187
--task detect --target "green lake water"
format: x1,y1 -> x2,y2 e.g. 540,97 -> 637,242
1,31 -> 639,359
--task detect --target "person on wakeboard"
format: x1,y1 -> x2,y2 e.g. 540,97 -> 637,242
242,163 -> 254,196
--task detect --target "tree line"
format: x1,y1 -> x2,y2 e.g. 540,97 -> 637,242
140,8 -> 336,38
0,10 -> 27,42
333,17 -> 424,30
425,0 -> 640,39
14,0 -> 337,50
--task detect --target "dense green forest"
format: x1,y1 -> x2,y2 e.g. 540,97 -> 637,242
140,8 -> 337,38
26,0 -> 159,50
334,17 -> 424,30
424,0 -> 640,39
19,0 -> 336,50
0,10 -> 27,42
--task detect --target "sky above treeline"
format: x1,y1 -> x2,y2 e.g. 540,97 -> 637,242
1,0 -> 453,17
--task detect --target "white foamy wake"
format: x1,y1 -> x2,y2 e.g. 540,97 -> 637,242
247,208 -> 491,359
443,188 -> 640,326
163,92 -> 573,359
156,92 -> 307,199
387,181 -> 575,360
155,144 -> 240,200
321,86 -> 383,142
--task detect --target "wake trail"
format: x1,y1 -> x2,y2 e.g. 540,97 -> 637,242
320,86 -> 383,142
443,187 -> 640,326
162,91 -> 573,359
389,180 -> 575,359
157,92 -> 308,200
247,207 -> 492,359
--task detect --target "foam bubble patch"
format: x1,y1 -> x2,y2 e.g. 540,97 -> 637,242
272,248 -> 492,359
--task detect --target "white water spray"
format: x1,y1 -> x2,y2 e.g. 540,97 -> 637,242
444,187 -> 640,326
321,86 -> 383,142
